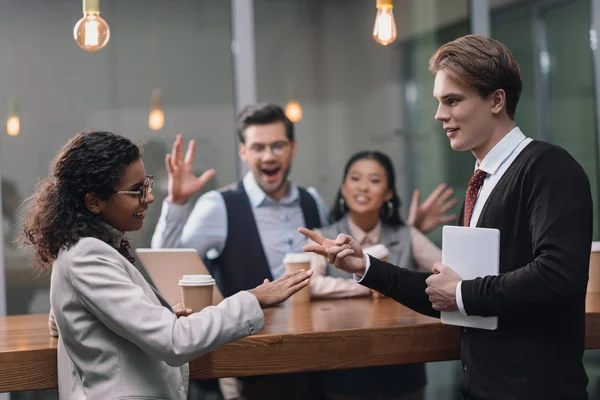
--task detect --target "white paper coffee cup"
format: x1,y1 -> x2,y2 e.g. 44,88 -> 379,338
179,275 -> 215,313
283,253 -> 312,265
283,253 -> 311,303
179,275 -> 215,286
364,244 -> 390,262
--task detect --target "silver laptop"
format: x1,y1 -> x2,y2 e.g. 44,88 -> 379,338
440,226 -> 500,331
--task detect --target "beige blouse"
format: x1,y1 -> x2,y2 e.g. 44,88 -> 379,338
308,218 -> 441,299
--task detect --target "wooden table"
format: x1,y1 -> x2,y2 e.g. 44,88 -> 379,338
2,295 -> 600,392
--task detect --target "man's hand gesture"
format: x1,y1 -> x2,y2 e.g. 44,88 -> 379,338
166,134 -> 216,205
299,228 -> 367,276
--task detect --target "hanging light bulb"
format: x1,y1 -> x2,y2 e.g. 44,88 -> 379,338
149,108 -> 164,130
149,89 -> 165,131
285,101 -> 303,123
6,100 -> 19,137
73,0 -> 110,52
373,0 -> 397,46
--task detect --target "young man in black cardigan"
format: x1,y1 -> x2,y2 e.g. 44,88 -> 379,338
301,34 -> 593,400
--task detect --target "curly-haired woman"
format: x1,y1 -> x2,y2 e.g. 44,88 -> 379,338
21,131 -> 312,399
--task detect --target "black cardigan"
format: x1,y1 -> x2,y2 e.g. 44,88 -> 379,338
361,140 -> 592,400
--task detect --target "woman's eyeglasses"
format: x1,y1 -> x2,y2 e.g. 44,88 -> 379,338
114,175 -> 154,203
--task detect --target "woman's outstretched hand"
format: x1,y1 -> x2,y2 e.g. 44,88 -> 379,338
248,269 -> 313,308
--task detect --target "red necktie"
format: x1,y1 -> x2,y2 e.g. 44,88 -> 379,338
464,169 -> 487,227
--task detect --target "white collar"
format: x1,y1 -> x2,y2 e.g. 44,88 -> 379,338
477,127 -> 527,175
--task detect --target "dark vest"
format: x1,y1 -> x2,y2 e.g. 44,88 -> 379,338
206,181 -> 321,298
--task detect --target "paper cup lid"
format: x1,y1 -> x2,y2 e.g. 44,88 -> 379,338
592,242 -> 600,252
283,253 -> 311,264
364,244 -> 389,259
178,274 -> 215,286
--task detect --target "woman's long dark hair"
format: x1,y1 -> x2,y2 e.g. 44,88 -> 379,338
19,131 -> 141,271
330,151 -> 404,227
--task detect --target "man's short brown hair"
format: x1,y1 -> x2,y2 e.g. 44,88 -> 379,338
429,34 -> 523,119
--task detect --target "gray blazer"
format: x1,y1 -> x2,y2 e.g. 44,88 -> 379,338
319,216 -> 415,280
50,236 -> 264,400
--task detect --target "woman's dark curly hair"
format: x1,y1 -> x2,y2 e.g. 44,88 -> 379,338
19,131 -> 141,271
330,151 -> 404,228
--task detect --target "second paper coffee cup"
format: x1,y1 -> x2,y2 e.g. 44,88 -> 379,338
283,253 -> 312,303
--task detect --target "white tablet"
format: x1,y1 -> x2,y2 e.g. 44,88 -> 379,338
440,226 -> 500,331
136,248 -> 223,306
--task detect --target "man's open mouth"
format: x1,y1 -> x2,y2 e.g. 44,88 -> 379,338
261,167 -> 280,177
